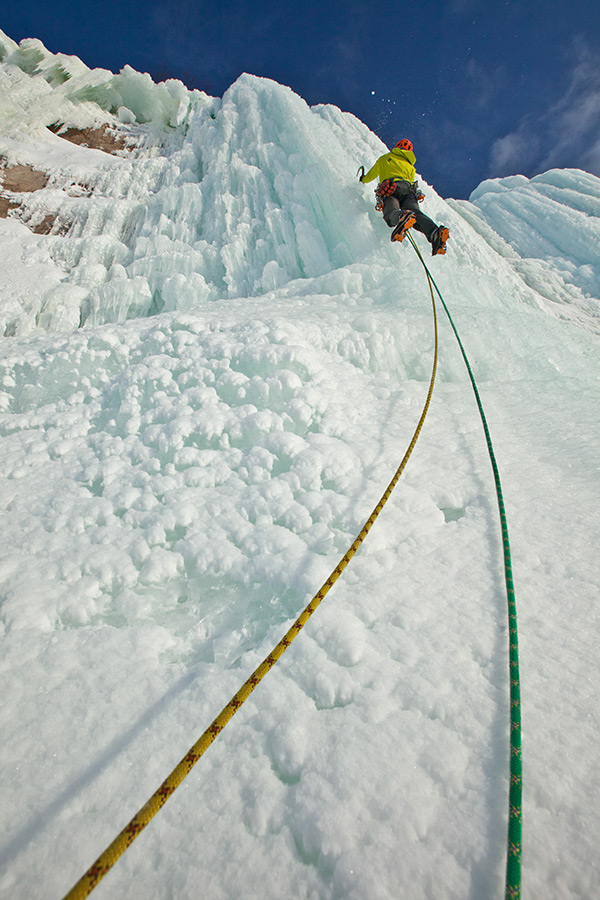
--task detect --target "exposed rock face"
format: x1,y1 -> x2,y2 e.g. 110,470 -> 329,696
0,196 -> 19,218
47,123 -> 130,155
0,121 -> 134,236
31,213 -> 69,235
0,164 -> 49,192
0,158 -> 65,233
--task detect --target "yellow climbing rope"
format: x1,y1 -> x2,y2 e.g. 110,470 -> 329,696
62,274 -> 439,900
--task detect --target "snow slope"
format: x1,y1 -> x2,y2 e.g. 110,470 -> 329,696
1,31 -> 599,900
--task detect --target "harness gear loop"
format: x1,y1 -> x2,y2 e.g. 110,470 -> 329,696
374,178 -> 398,210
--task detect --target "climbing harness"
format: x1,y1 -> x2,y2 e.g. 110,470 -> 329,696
61,264 -> 440,900
407,232 -> 522,900
374,178 -> 424,210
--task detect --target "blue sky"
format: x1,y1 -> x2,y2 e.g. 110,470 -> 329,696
3,0 -> 600,198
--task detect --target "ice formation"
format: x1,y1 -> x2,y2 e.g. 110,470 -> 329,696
1,30 -> 599,900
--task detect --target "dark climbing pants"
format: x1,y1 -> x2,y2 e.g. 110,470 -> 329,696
382,181 -> 437,241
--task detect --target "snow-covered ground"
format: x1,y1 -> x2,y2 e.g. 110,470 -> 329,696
1,30 -> 599,900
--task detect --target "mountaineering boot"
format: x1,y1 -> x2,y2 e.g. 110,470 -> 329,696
431,225 -> 449,256
390,210 -> 416,243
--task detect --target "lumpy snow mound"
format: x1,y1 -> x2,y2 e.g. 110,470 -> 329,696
449,170 -> 600,321
1,31 -> 599,900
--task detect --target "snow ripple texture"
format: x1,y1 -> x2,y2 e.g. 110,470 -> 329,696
1,30 -> 599,900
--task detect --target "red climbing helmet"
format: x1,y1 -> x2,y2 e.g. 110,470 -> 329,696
395,138 -> 413,152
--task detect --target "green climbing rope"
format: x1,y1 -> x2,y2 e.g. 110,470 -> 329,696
407,232 -> 522,900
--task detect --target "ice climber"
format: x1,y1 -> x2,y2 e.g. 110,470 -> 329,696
359,138 -> 449,255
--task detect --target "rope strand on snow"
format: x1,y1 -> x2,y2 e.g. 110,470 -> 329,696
407,231 -> 522,900
61,266 -> 440,900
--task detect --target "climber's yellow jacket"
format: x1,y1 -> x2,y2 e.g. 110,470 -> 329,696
361,146 -> 416,184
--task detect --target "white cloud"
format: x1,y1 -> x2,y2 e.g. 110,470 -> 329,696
489,128 -> 539,174
488,41 -> 600,179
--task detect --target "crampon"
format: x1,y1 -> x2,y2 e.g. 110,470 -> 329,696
391,211 -> 416,243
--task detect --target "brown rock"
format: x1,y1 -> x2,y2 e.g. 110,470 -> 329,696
0,196 -> 20,218
0,163 -> 49,193
31,214 -> 58,235
47,123 -> 129,155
